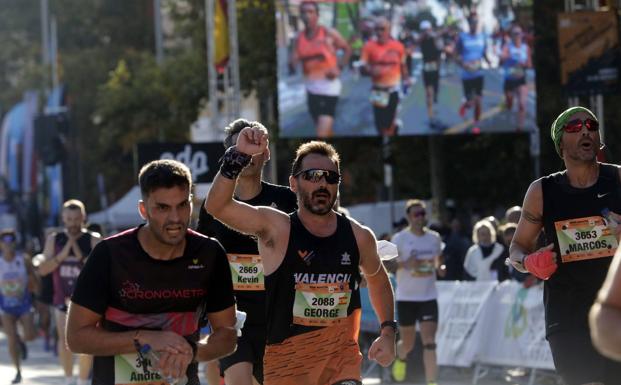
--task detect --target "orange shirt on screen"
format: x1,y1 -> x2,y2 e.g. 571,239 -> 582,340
296,26 -> 339,81
361,38 -> 405,88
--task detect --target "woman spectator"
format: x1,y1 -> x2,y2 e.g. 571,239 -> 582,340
464,219 -> 509,281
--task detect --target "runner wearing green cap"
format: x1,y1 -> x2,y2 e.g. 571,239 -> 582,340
509,106 -> 621,384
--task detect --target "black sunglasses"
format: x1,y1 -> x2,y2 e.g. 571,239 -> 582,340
563,118 -> 599,133
1,235 -> 15,243
294,169 -> 341,184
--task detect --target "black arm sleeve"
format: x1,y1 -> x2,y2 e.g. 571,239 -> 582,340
204,241 -> 236,313
71,241 -> 111,315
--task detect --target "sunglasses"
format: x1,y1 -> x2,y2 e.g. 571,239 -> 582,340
294,169 -> 341,184
411,210 -> 426,218
563,118 -> 599,133
1,235 -> 15,243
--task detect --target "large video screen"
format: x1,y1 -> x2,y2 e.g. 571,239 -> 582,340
277,0 -> 536,137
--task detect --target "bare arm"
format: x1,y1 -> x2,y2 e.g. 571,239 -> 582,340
355,224 -> 396,367
526,45 -> 533,68
196,305 -> 237,362
329,28 -> 351,68
357,226 -> 394,326
509,179 -> 544,272
38,233 -> 72,276
590,249 -> 621,360
24,255 -> 41,296
66,302 -> 192,356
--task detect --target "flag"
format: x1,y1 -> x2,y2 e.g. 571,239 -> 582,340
214,0 -> 229,71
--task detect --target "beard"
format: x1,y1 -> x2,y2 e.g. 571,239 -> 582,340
300,187 -> 337,216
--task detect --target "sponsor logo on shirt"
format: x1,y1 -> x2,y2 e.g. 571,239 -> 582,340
297,250 -> 315,266
118,281 -> 205,300
188,258 -> 205,270
341,252 -> 351,265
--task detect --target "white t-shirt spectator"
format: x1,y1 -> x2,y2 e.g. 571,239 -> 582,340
391,228 -> 442,302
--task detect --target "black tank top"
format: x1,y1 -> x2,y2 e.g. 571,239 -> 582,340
541,162 -> 621,336
196,182 -> 297,326
265,212 -> 361,345
421,34 -> 441,62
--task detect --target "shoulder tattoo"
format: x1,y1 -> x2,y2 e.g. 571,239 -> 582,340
522,209 -> 542,224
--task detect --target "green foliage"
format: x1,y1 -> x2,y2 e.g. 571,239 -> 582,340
0,1 -> 46,111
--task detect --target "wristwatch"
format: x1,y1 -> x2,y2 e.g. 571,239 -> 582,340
380,320 -> 398,335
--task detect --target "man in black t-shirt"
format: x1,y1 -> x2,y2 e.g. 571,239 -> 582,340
197,118 -> 296,385
417,20 -> 443,127
66,159 -> 237,385
510,106 -> 621,385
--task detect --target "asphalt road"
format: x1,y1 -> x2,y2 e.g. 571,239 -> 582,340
0,332 -> 561,385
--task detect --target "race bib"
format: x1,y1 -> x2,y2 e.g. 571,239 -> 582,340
464,61 -> 481,72
423,61 -> 439,72
114,353 -> 167,385
508,67 -> 525,78
0,278 -> 25,300
293,282 -> 351,327
555,215 -> 618,263
370,89 -> 390,107
227,254 -> 264,291
411,260 -> 435,277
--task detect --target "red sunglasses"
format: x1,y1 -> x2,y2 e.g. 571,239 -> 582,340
563,118 -> 599,133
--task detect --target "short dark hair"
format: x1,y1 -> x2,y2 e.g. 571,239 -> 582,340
138,159 -> 192,199
405,199 -> 426,214
300,0 -> 319,13
290,141 -> 340,176
223,119 -> 268,149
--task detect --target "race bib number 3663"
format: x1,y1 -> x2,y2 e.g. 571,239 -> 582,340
555,216 -> 618,263
293,282 -> 351,327
227,254 -> 264,291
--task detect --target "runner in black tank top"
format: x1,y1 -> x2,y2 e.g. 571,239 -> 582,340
510,106 -> 621,385
266,211 -> 361,342
197,181 -> 296,383
197,118 -> 297,385
206,132 -> 397,385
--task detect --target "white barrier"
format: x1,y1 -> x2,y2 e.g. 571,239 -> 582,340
360,280 -> 554,370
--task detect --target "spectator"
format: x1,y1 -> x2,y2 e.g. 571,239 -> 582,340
464,220 -> 508,281
442,217 -> 470,280
504,205 -> 522,224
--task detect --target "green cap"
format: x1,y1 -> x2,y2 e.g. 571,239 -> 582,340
550,106 -> 598,157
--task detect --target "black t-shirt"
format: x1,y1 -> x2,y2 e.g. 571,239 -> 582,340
196,181 -> 297,326
71,226 -> 235,385
420,33 -> 442,63
541,163 -> 621,337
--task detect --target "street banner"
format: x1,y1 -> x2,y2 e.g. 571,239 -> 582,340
136,142 -> 225,184
558,11 -> 620,95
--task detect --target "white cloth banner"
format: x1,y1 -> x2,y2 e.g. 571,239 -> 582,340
360,280 -> 555,370
471,280 -> 554,370
436,281 -> 497,367
434,280 -> 554,369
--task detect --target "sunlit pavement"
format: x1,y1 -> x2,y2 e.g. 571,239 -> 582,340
0,332 -> 557,385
